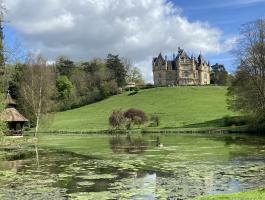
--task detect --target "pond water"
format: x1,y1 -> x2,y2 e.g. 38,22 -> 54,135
0,134 -> 265,199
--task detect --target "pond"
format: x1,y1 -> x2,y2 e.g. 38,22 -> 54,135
0,134 -> 265,199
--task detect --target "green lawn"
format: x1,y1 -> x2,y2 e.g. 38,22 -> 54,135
197,189 -> 265,200
44,86 -> 235,131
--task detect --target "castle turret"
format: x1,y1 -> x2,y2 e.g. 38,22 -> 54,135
152,47 -> 211,86
198,53 -> 204,66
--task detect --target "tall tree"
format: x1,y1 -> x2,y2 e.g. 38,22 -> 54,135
0,2 -> 5,92
228,19 -> 265,125
56,56 -> 75,78
210,63 -> 228,85
123,58 -> 145,84
20,54 -> 55,136
56,75 -> 74,100
106,54 -> 126,87
0,92 -> 6,135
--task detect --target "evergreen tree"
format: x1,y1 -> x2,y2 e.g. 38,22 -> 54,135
106,54 -> 126,87
0,8 -> 5,92
210,63 -> 228,85
56,56 -> 75,78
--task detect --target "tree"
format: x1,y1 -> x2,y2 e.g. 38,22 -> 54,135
0,93 -> 6,135
109,110 -> 126,129
56,56 -> 75,78
124,108 -> 148,127
210,63 -> 228,85
228,19 -> 265,128
106,54 -> 126,87
8,63 -> 25,99
56,76 -> 74,100
123,58 -> 144,84
19,54 -> 56,137
0,4 -> 5,92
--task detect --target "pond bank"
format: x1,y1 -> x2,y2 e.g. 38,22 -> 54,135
34,126 -> 249,135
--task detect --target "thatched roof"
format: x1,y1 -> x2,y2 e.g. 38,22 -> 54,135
0,108 -> 29,122
5,92 -> 16,106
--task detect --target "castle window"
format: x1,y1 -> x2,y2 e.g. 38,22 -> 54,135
183,71 -> 189,78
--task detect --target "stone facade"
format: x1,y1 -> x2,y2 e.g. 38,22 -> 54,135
153,48 -> 210,86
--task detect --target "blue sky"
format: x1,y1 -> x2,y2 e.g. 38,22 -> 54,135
172,0 -> 265,72
3,0 -> 265,80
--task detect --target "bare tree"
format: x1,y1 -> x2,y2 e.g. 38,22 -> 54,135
122,58 -> 145,84
228,19 -> 265,120
20,54 -> 55,137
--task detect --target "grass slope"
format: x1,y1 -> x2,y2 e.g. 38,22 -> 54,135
45,86 -> 234,131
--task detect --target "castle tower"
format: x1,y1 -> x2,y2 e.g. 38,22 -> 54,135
152,48 -> 211,86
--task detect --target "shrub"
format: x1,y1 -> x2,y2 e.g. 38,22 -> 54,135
223,115 -> 247,126
150,114 -> 160,127
109,110 -> 126,129
124,108 -> 148,127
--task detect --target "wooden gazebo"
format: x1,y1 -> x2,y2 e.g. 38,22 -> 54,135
0,92 -> 28,136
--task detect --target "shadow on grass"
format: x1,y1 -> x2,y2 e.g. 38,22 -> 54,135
179,118 -> 225,128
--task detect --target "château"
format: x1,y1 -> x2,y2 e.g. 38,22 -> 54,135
152,48 -> 210,86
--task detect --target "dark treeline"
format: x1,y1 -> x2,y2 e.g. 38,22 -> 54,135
210,63 -> 230,86
5,54 -> 144,127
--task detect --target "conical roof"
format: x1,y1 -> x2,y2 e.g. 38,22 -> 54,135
5,91 -> 16,106
0,108 -> 29,122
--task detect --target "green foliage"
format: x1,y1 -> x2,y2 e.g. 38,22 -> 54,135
45,86 -> 234,131
0,93 -> 6,136
126,66 -> 144,85
197,188 -> 265,200
223,115 -> 247,127
150,113 -> 160,127
227,19 -> 265,131
56,76 -> 74,100
0,18 -> 4,71
106,54 -> 127,87
8,63 -> 26,99
210,63 -> 229,85
56,56 -> 75,78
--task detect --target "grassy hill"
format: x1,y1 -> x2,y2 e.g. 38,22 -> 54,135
44,86 -> 235,132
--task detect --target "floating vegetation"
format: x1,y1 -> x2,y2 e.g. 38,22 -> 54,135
0,134 -> 265,199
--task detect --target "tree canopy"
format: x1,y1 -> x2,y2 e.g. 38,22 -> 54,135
106,54 -> 127,87
228,19 -> 265,130
210,63 -> 229,85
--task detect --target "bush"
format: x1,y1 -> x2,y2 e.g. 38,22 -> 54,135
109,110 -> 126,129
150,114 -> 160,127
223,115 -> 247,126
124,108 -> 148,127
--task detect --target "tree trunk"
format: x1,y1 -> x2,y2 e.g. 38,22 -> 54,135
34,115 -> 40,137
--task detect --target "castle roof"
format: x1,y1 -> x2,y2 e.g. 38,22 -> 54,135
175,48 -> 190,61
153,47 -> 209,66
153,52 -> 166,64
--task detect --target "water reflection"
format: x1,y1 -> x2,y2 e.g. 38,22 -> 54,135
109,135 -> 148,154
1,134 -> 265,199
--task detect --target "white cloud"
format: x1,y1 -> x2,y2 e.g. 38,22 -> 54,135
4,0 -> 235,82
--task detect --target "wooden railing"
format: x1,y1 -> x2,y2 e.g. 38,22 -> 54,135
5,130 -> 23,136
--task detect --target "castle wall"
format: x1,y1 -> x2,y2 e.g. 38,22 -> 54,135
152,50 -> 211,86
